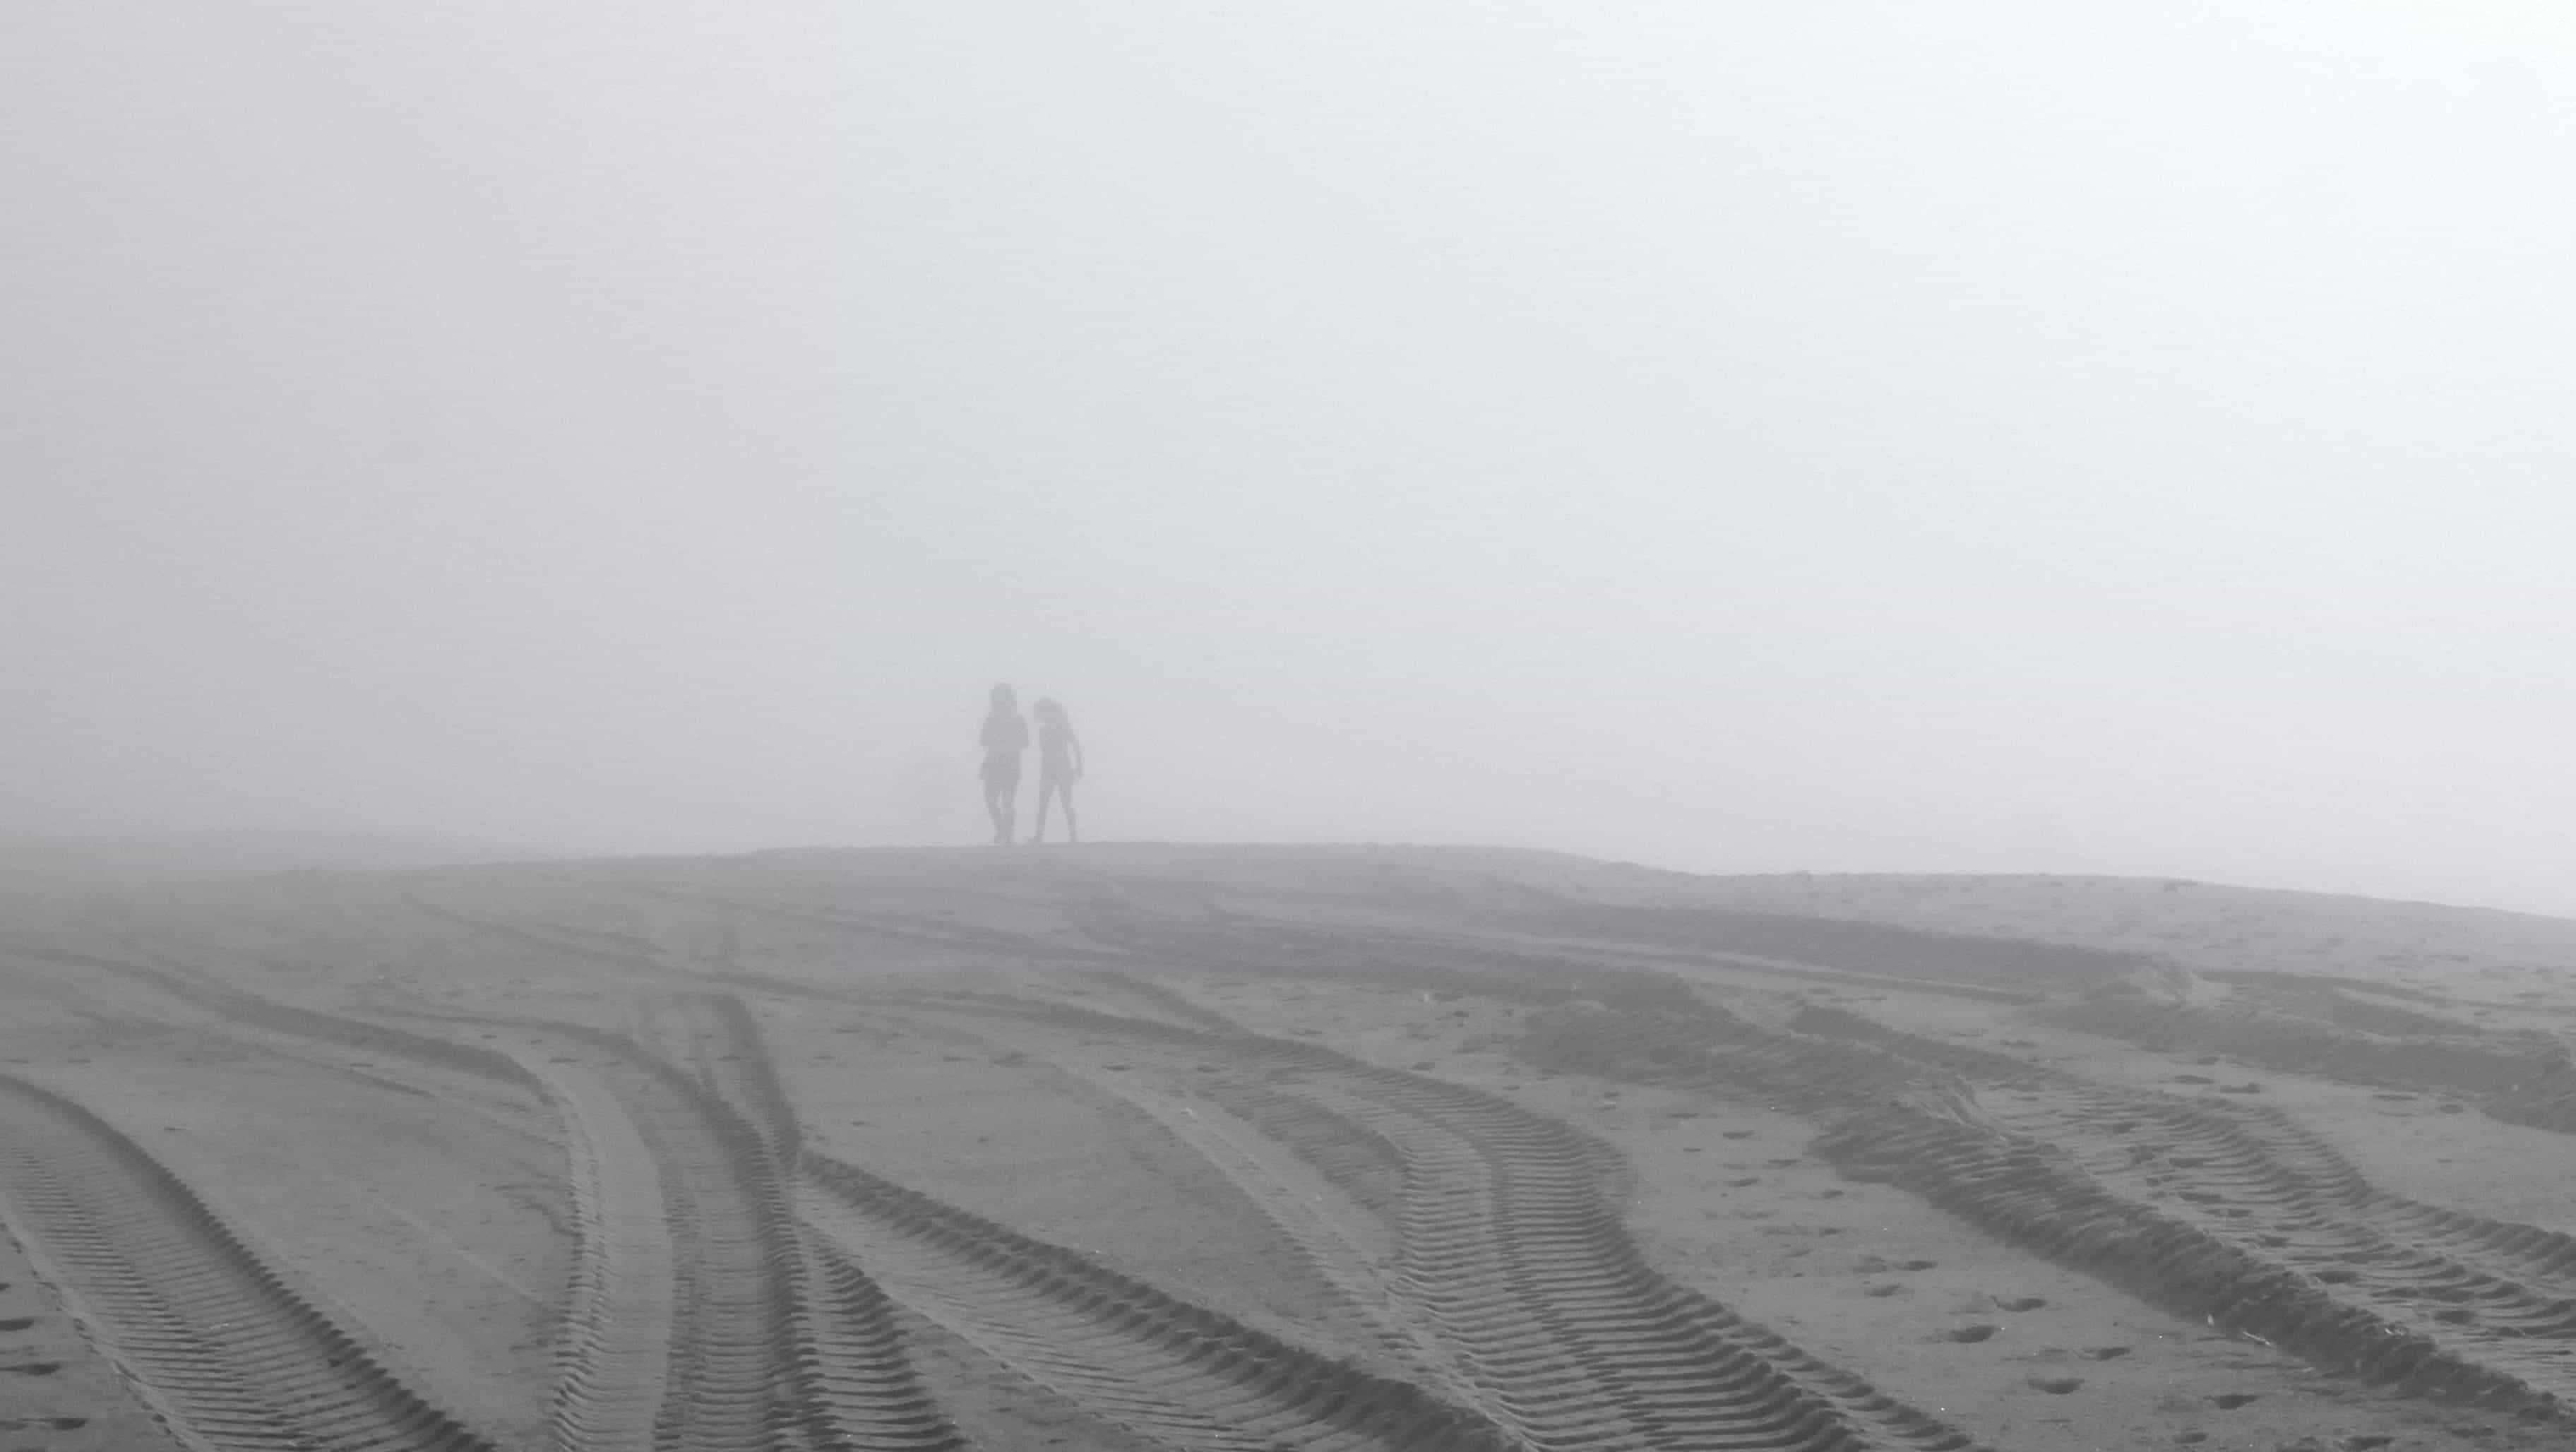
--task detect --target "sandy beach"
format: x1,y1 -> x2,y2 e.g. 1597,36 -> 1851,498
2,845 -> 2570,1452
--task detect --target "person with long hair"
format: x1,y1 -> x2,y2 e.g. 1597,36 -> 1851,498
1030,697 -> 1083,845
977,683 -> 1028,845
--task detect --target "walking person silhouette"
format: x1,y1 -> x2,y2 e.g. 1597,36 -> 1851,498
1030,698 -> 1083,845
977,683 -> 1028,845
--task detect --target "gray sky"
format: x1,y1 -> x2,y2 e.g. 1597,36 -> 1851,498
8,3 -> 2575,914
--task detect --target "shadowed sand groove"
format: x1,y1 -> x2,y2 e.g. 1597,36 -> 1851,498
862,996 -> 1486,1401
1527,1005 -> 2568,1420
11,940 -> 544,1089
878,992 -> 1987,1452
530,1030 -> 964,1452
16,949 -> 966,1451
1782,1003 -> 2576,1393
2039,993 -> 2561,1105
649,992 -> 811,1162
0,1073 -> 504,1452
799,1153 -> 1519,1452
643,992 -> 977,1451
1073,969 -> 1256,1035
1074,1065 -> 1478,1393
664,994 -> 1473,1452
1816,1105 -> 2556,1414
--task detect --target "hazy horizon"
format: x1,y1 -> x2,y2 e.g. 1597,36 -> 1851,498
9,5 -> 2575,916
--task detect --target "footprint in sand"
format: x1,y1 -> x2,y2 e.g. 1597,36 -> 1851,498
2025,1376 -> 2082,1394
2077,1345 -> 2132,1361
0,1361 -> 63,1376
1943,1324 -> 2000,1343
1863,1284 -> 1906,1297
0,1316 -> 32,1331
1991,1295 -> 2046,1311
2207,1393 -> 2260,1410
1720,1130 -> 1755,1140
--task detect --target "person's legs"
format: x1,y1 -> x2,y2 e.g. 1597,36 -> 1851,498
1061,781 -> 1078,845
1032,775 -> 1054,843
983,763 -> 1019,844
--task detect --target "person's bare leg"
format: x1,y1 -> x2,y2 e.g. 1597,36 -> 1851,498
1063,784 -> 1079,845
986,776 -> 1015,845
1032,780 -> 1053,844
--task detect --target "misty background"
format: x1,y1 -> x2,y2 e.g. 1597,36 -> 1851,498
6,4 -> 2572,913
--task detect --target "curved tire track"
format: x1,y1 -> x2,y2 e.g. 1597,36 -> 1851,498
528,1030 -> 964,1452
655,989 -> 1502,1448
1818,1104 -> 2555,1414
17,937 -> 960,1450
873,992 -> 1986,1452
864,998 -> 1477,1400
800,1153 -> 1519,1452
0,1073 -> 505,1452
1280,1061 -> 1979,1451
1783,1004 -> 2576,1390
11,941 -> 543,1090
667,991 -> 1479,1449
1530,1004 -> 2568,1419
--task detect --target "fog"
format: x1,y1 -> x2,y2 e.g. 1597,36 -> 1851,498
6,4 -> 2573,913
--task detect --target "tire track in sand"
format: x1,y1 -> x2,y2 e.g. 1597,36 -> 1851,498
1527,1004 -> 2564,1418
1781,1003 -> 2576,1400
798,1155 -> 1516,1452
664,990 -> 1514,1452
523,1028 -> 964,1452
14,936 -> 966,1449
0,1073 -> 503,1452
876,991 -> 1986,1452
857,997 -> 1480,1404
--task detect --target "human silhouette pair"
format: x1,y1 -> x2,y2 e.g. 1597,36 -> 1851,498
977,684 -> 1082,845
